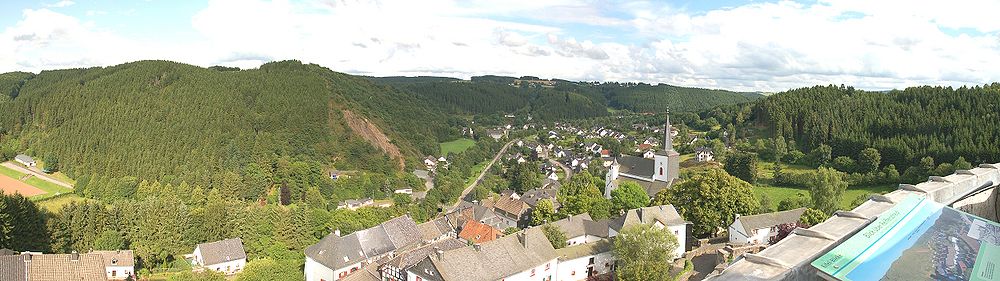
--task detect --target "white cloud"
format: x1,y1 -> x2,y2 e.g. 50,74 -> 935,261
46,1 -> 75,8
1,0 -> 999,92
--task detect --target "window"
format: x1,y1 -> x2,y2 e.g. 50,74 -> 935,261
351,267 -> 358,273
111,270 -> 117,277
531,268 -> 536,277
545,263 -> 550,271
571,271 -> 576,276
416,277 -> 422,281
660,167 -> 663,175
339,271 -> 348,279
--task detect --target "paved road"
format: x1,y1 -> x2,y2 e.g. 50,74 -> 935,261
448,139 -> 516,212
2,162 -> 73,189
546,156 -> 573,180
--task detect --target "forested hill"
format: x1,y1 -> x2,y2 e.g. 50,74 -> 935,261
749,84 -> 1000,168
367,76 -> 761,119
0,60 -> 453,188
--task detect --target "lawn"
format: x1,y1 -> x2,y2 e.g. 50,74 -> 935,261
755,183 -> 896,211
440,138 -> 476,155
25,176 -> 74,201
0,165 -> 26,179
754,160 -> 896,210
36,194 -> 90,212
465,161 -> 488,185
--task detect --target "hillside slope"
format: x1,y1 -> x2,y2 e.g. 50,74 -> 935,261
749,84 -> 1000,167
0,60 -> 450,187
369,76 -> 760,118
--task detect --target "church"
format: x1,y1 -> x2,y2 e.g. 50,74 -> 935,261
605,113 -> 680,198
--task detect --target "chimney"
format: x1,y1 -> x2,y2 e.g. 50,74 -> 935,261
70,251 -> 79,261
434,247 -> 444,260
473,244 -> 482,252
22,253 -> 31,262
517,232 -> 527,248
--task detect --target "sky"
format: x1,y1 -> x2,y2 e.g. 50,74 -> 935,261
1,0 -> 999,92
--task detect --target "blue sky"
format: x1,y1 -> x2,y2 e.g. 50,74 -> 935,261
2,0 -> 999,92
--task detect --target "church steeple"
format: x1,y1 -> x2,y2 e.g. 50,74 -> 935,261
664,109 -> 674,152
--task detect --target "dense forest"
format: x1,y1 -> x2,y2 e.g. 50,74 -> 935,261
367,76 -> 761,121
0,60 -> 455,188
747,84 -> 1000,169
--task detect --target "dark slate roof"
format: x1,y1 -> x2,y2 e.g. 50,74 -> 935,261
521,188 -> 558,208
306,215 -> 421,271
0,255 -> 25,281
617,155 -> 654,178
551,214 -> 593,238
385,238 -> 465,271
610,205 -> 687,232
92,250 -> 135,267
196,238 -> 247,266
381,216 -> 422,249
306,233 -> 365,270
583,220 -> 610,238
425,228 -> 558,281
736,208 -> 806,235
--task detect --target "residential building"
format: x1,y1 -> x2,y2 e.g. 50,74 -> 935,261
554,240 -> 615,281
424,156 -> 437,170
338,198 -> 374,210
93,250 -> 135,280
14,154 -> 35,167
15,252 -> 107,281
457,220 -> 503,244
551,214 -> 610,247
407,228 -> 558,281
378,238 -> 465,281
191,238 -> 247,275
521,188 -> 558,210
605,113 -> 680,198
490,194 -> 530,229
609,205 -> 690,259
695,146 -> 714,162
304,215 -> 421,281
728,208 -> 806,245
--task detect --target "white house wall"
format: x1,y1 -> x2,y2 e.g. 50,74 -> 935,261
499,258 -> 558,281
105,265 -> 134,280
305,257 -> 336,281
555,251 -> 614,281
204,258 -> 246,275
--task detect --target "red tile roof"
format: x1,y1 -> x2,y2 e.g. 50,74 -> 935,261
458,220 -> 503,244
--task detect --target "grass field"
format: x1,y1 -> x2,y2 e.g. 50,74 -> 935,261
753,160 -> 896,210
440,138 -> 476,155
0,164 -> 75,201
465,161 -> 488,185
36,194 -> 90,212
0,165 -> 26,179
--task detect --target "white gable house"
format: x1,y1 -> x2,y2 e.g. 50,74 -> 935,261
191,238 -> 247,275
728,208 -> 806,245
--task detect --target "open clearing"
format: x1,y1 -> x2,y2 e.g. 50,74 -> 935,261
440,138 -> 476,155
0,173 -> 46,197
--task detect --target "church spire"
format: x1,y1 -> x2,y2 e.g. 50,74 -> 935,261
664,109 -> 674,152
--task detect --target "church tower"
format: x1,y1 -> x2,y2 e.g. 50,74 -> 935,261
605,158 -> 620,198
653,111 -> 680,183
